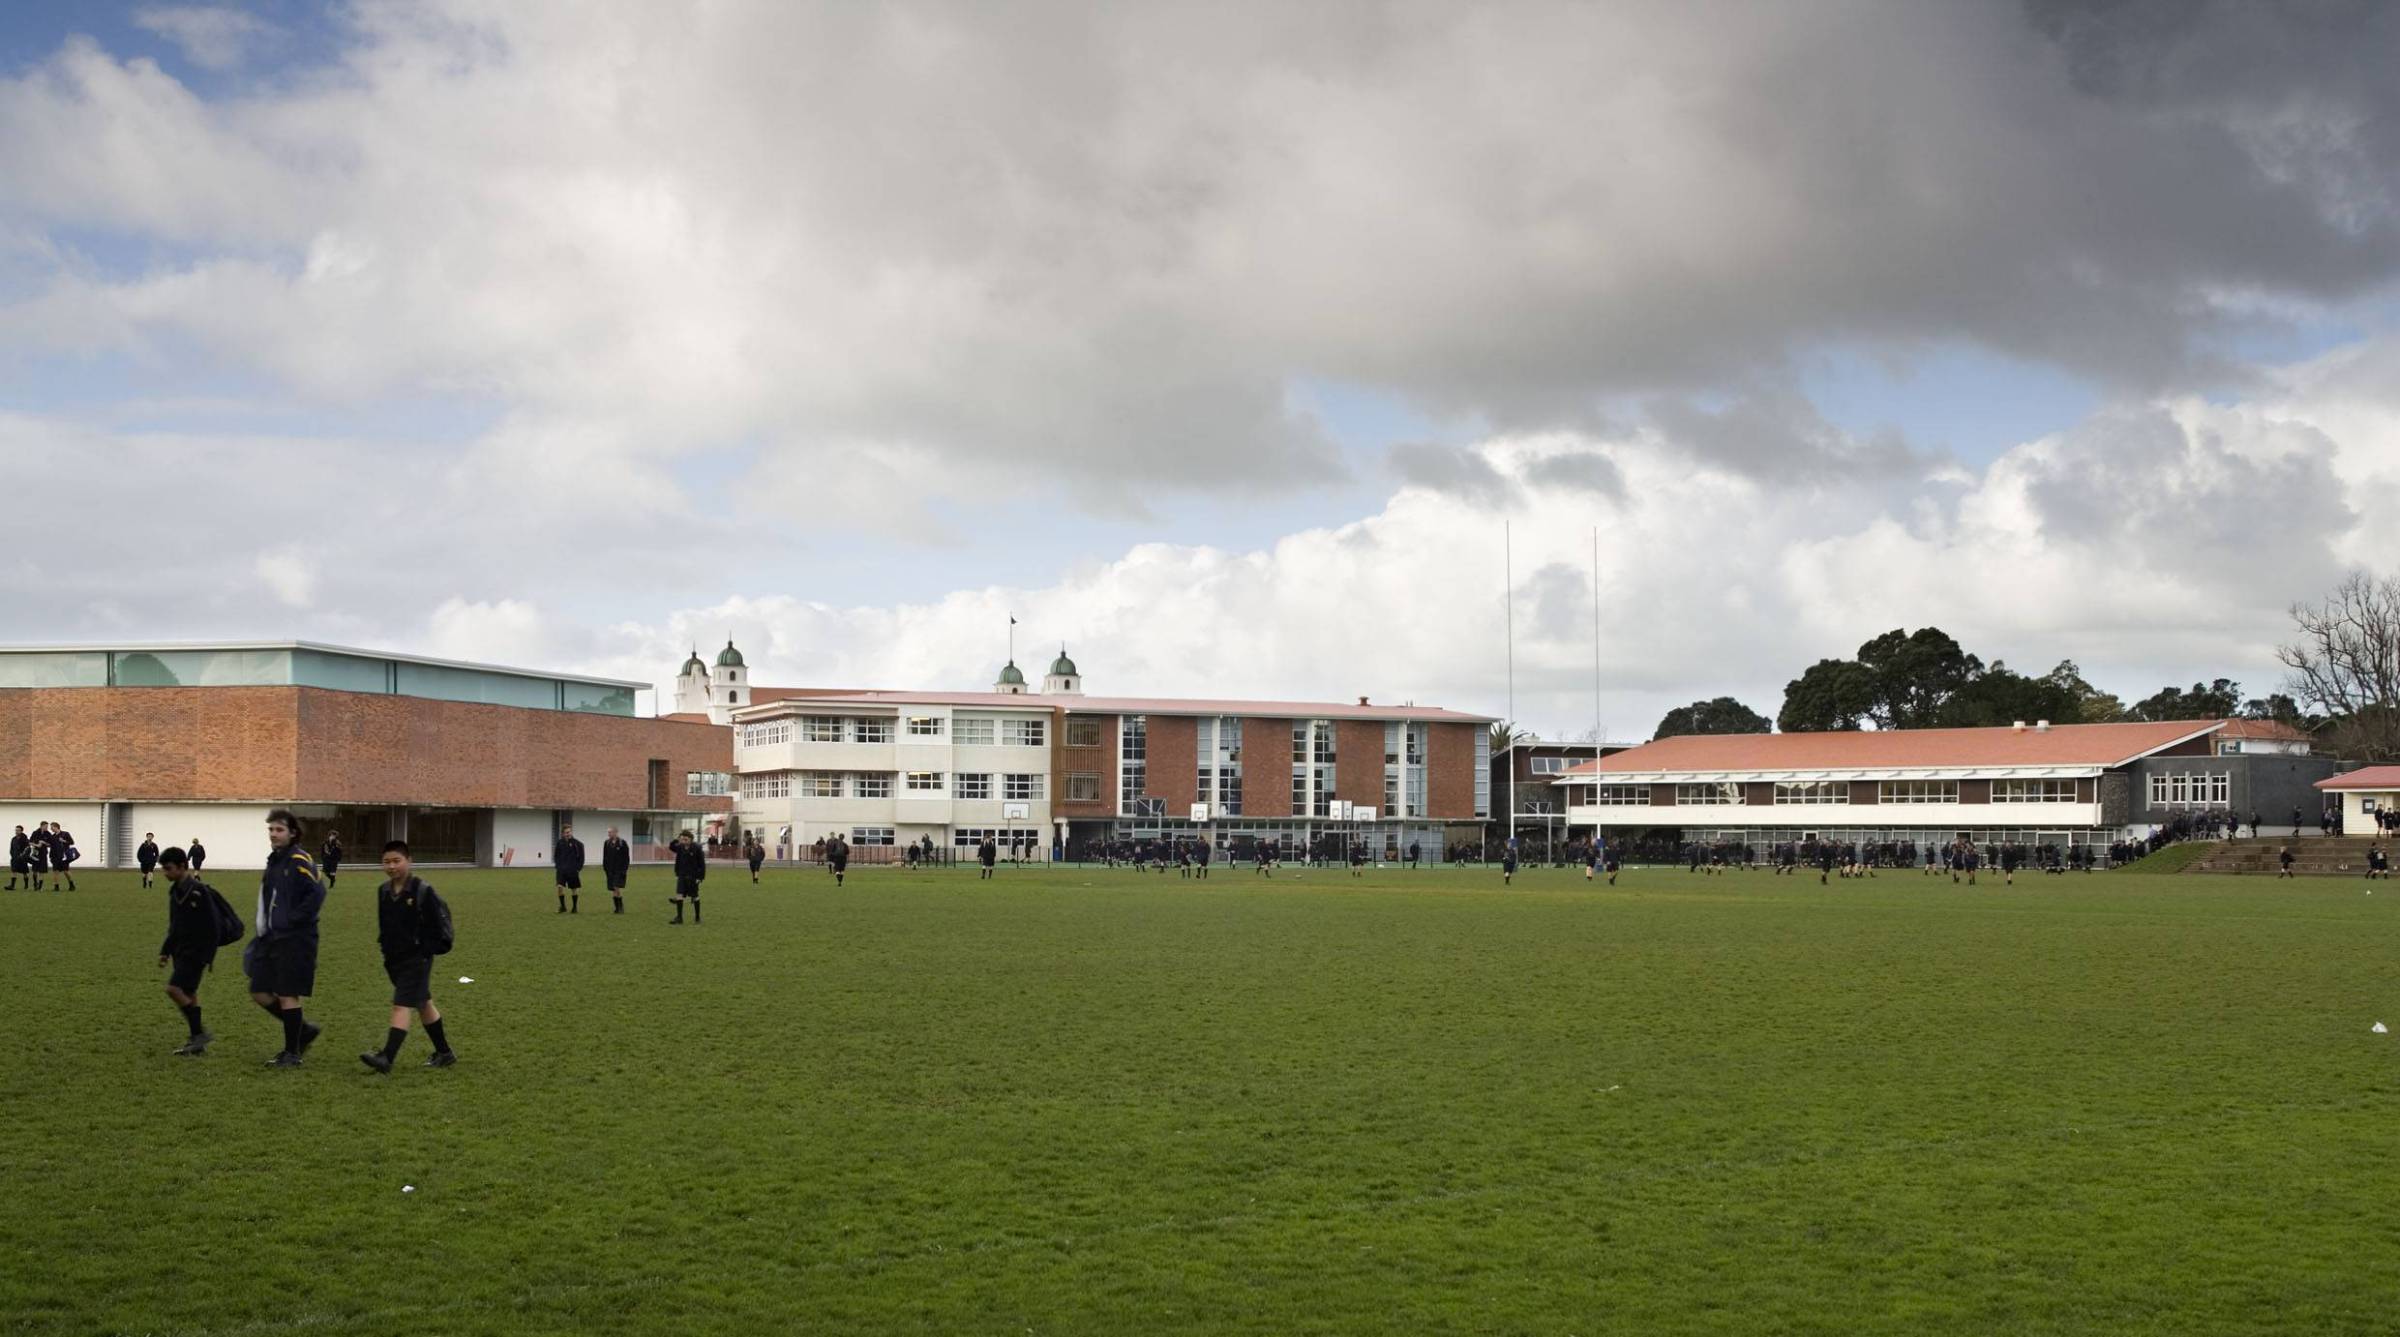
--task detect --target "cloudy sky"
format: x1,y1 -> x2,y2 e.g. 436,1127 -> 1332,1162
4,0 -> 2398,736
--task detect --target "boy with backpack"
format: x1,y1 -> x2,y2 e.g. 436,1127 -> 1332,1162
360,840 -> 457,1072
157,846 -> 242,1056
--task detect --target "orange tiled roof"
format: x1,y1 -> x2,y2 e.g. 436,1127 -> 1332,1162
2212,717 -> 2312,741
2318,766 -> 2400,791
1562,719 -> 2223,776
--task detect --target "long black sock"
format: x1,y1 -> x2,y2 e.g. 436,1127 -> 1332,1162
425,1018 -> 451,1054
279,1007 -> 304,1053
381,1026 -> 407,1061
557,893 -> 566,912
571,894 -> 578,912
692,900 -> 702,923
181,1004 -> 204,1037
612,894 -> 622,912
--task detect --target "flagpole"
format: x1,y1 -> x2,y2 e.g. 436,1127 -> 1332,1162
1505,521 -> 1515,855
1592,525 -> 1604,867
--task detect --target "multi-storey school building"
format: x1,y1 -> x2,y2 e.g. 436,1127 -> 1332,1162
0,642 -> 731,869
690,646 -> 1494,858
1551,717 -> 2335,852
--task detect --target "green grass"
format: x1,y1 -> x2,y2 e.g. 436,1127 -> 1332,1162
2,862 -> 2395,1336
2108,841 -> 2220,875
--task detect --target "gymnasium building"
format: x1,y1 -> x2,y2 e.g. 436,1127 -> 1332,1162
1552,717 -> 2336,853
681,643 -> 1495,859
0,642 -> 731,869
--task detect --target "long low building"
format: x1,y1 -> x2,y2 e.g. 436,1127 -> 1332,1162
677,644 -> 1494,857
0,642 -> 732,868
1552,717 -> 2336,850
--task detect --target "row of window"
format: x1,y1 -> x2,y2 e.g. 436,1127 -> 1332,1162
740,716 -> 1052,747
737,771 -> 1049,800
1587,779 -> 2091,806
2149,772 -> 2232,807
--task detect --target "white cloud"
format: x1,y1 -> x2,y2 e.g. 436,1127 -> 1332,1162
252,546 -> 316,608
133,7 -> 275,72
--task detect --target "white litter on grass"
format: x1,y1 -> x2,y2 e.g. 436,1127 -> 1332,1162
2374,1022 -> 2389,1034
457,976 -> 474,984
402,1185 -> 416,1193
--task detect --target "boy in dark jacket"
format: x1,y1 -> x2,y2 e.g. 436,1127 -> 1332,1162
6,825 -> 26,890
48,822 -> 78,890
138,832 -> 161,888
361,840 -> 457,1072
601,826 -> 631,913
247,809 -> 327,1067
827,833 -> 849,887
670,831 -> 706,924
156,847 -> 221,1056
554,824 -> 586,914
321,831 -> 343,889
189,838 -> 207,871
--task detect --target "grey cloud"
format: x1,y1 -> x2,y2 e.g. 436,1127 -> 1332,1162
1522,449 -> 1624,500
1388,441 -> 1517,507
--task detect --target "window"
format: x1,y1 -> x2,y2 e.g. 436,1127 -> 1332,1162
1878,780 -> 1960,804
852,718 -> 893,744
1529,756 -> 1572,776
953,828 -> 1001,847
852,773 -> 892,798
737,721 -> 792,749
802,772 -> 843,798
738,772 -> 792,799
1067,773 -> 1102,802
1773,781 -> 1843,805
1001,718 -> 1046,747
2147,772 -> 2230,807
956,773 -> 993,800
849,827 -> 896,846
1216,766 -> 1241,815
954,716 -> 996,746
1120,715 -> 1148,813
804,717 -> 844,742
906,715 -> 944,737
1994,779 -> 2078,803
1004,773 -> 1044,801
1676,782 -> 1739,805
685,771 -> 731,797
905,771 -> 945,792
1067,717 -> 1104,747
1595,785 -> 1651,806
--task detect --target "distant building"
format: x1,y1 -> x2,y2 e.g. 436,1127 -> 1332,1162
1552,718 -> 2336,850
2316,766 -> 2400,830
1490,738 -> 1637,841
0,642 -> 730,868
702,642 -> 1493,858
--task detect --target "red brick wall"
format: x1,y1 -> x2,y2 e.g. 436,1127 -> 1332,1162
1147,715 -> 1200,810
1052,711 -> 1118,819
1426,722 -> 1479,819
1244,716 -> 1294,816
1335,721 -> 1386,809
0,686 -> 730,812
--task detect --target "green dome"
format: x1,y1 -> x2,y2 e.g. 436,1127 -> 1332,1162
1048,650 -> 1079,678
997,661 -> 1026,685
715,640 -> 745,669
681,649 -> 707,676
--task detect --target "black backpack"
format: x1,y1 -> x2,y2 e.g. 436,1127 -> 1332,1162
204,884 -> 245,947
417,884 -> 456,956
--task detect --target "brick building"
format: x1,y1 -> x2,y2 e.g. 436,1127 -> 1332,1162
715,646 -> 1493,859
0,643 -> 731,868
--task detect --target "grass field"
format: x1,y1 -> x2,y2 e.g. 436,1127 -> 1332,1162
2,861 -> 2394,1336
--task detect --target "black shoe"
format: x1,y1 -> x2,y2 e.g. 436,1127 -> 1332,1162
296,1022 -> 323,1055
266,1051 -> 302,1068
173,1031 -> 212,1057
424,1050 -> 456,1068
360,1052 -> 394,1074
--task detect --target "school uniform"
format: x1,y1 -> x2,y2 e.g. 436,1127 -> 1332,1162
160,876 -> 222,995
188,842 -> 206,871
978,838 -> 997,877
378,876 -> 449,1008
601,836 -> 631,890
320,836 -> 343,886
554,836 -> 586,889
7,830 -> 26,881
244,845 -> 325,998
673,838 -> 707,900
137,840 -> 160,876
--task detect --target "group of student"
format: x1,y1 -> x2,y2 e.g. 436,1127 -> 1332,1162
155,810 -> 458,1072
6,821 -> 85,890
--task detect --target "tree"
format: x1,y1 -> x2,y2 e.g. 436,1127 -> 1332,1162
2278,571 -> 2400,759
1778,659 -> 1877,732
2239,693 -> 2313,728
1936,661 -> 2083,728
2129,678 -> 2244,722
1855,628 -> 1983,729
2040,660 -> 2126,723
1489,721 -> 1533,754
1653,696 -> 1772,739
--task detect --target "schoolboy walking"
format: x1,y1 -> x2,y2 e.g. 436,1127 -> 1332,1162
48,822 -> 79,890
137,832 -> 161,888
156,847 -> 233,1056
827,832 -> 850,887
247,810 -> 326,1067
320,830 -> 343,889
554,823 -> 586,913
978,834 -> 997,879
746,835 -> 765,884
6,824 -> 26,890
360,840 -> 458,1072
602,826 -> 631,913
669,830 -> 706,924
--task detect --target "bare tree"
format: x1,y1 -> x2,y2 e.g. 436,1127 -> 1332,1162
2277,571 -> 2400,759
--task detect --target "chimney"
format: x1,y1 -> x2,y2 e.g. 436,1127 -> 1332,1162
2012,721 -> 2028,731
1358,696 -> 1369,707
2036,720 -> 2051,732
